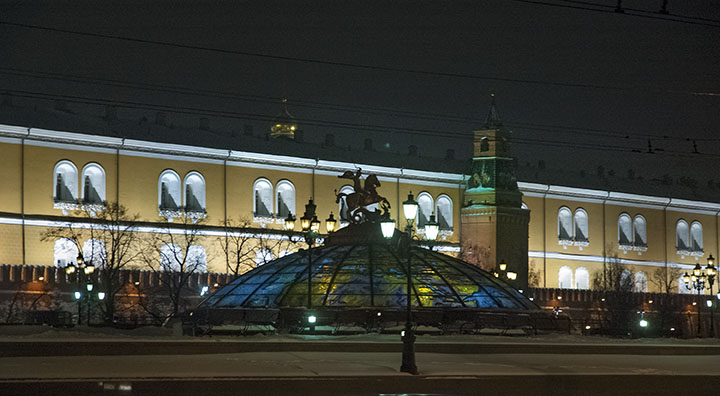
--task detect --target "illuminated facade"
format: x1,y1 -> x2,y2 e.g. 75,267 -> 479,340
0,103 -> 718,294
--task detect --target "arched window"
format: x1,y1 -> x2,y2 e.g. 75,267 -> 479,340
160,243 -> 182,271
676,220 -> 690,251
690,221 -> 703,252
558,266 -> 573,289
183,172 -> 206,214
54,238 -> 78,268
255,248 -> 274,267
573,209 -> 588,242
575,267 -> 590,290
633,271 -> 648,293
633,215 -> 647,247
618,213 -> 632,246
82,239 -> 107,269
435,194 -> 453,231
253,178 -> 273,218
557,207 -> 572,241
620,269 -> 632,290
80,163 -> 106,205
158,170 -> 181,212
275,180 -> 296,219
479,137 -> 489,152
187,245 -> 208,273
337,185 -> 354,225
416,192 -> 434,228
53,160 -> 78,204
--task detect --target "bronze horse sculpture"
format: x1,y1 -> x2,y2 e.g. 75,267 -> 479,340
336,169 -> 391,223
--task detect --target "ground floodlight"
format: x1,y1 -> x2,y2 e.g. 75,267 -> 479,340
707,300 -> 713,308
86,283 -> 94,292
639,319 -> 648,328
98,292 -> 106,300
307,315 -> 317,324
74,291 -> 81,300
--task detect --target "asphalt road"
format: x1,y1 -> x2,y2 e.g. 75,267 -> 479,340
2,351 -> 720,395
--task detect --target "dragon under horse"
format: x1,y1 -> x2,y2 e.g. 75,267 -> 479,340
335,169 -> 391,224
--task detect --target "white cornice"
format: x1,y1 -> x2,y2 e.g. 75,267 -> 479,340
519,182 -> 720,214
30,128 -> 124,147
529,250 -> 696,270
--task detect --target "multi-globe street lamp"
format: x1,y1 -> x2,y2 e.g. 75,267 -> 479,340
493,260 -> 518,284
284,199 -> 337,331
381,191 -> 439,375
682,255 -> 716,337
65,252 -> 105,325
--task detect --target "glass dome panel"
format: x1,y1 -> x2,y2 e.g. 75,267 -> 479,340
198,243 -> 535,311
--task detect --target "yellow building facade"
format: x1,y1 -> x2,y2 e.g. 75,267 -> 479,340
1,123 -> 718,294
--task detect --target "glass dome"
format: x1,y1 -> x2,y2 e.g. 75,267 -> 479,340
199,243 -> 534,311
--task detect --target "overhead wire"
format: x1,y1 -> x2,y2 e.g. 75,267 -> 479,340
0,19 -> 718,97
554,0 -> 720,24
2,66 -> 717,144
508,0 -> 720,27
4,88 -> 718,161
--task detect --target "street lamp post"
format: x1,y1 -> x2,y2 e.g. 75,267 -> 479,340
65,251 -> 104,325
494,259 -> 518,284
381,192 -> 438,375
400,192 -> 419,375
682,255 -> 716,337
706,255 -> 716,337
285,199 -> 336,331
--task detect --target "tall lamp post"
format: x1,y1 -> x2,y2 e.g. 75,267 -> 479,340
705,255 -> 716,337
381,192 -> 438,375
284,199 -> 336,330
65,252 -> 105,325
682,254 -> 716,337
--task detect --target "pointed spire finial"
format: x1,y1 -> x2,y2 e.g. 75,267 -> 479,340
485,93 -> 502,129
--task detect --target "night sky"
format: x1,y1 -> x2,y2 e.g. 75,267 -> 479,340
1,0 -> 719,198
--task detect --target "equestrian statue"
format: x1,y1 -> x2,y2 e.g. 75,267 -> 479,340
335,169 -> 391,224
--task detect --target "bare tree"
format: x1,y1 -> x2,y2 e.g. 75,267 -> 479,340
42,202 -> 141,325
650,264 -> 681,294
460,241 -> 493,272
219,217 -> 297,278
528,259 -> 542,288
592,253 -> 634,293
592,250 -> 637,330
3,282 -> 51,323
139,215 -> 209,322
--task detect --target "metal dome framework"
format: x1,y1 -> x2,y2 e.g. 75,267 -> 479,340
202,244 -> 534,311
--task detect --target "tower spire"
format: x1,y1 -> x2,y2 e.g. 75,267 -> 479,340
484,94 -> 502,129
270,97 -> 298,139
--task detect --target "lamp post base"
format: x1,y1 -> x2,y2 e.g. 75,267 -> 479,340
400,330 -> 418,375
